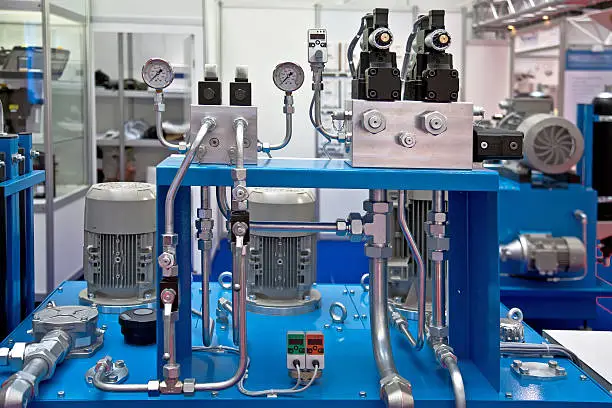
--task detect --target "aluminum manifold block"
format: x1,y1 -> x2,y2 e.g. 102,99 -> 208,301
190,104 -> 258,165
348,99 -> 474,169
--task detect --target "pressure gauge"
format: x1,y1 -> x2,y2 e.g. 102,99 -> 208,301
272,62 -> 305,93
141,58 -> 174,90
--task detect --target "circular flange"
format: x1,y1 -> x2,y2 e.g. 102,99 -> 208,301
246,290 -> 322,316
79,289 -> 155,314
85,360 -> 129,385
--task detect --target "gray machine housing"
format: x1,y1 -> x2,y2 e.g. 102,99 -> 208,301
349,99 -> 474,169
81,183 -> 157,309
247,188 -> 320,315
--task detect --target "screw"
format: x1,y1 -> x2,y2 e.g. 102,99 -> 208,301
116,360 -> 125,368
480,141 -> 488,149
211,391 -> 219,398
57,390 -> 65,398
349,290 -> 355,295
342,289 -> 348,295
101,325 -> 108,331
324,324 -> 330,329
580,374 -> 588,381
359,391 -> 367,398
505,392 -> 512,399
512,360 -> 522,368
353,314 -> 360,320
336,326 -> 343,332
220,325 -> 227,331
548,360 -> 558,368
519,366 -> 530,374
555,367 -> 566,375
509,141 -> 519,150
233,283 -> 241,292
163,353 -> 170,361
361,314 -> 367,320
209,138 -> 220,147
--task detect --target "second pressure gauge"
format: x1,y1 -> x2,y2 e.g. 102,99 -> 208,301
273,62 -> 305,93
142,58 -> 174,90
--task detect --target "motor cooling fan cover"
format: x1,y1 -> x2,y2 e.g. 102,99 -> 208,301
518,114 -> 584,175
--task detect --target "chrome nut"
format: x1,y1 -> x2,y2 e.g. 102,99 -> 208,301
0,347 -> 9,365
426,224 -> 446,237
161,234 -> 178,247
429,326 -> 449,341
202,117 -> 217,130
397,132 -> 416,148
198,240 -> 213,251
335,219 -> 348,236
429,251 -> 446,262
362,110 -> 386,134
197,208 -> 213,219
231,168 -> 247,182
148,380 -> 160,396
232,186 -> 249,202
363,201 -> 393,214
163,363 -> 180,381
427,236 -> 450,252
419,111 -> 448,136
348,213 -> 364,241
162,265 -> 179,278
158,252 -> 175,269
427,211 -> 447,223
183,378 -> 196,396
364,246 -> 393,259
197,230 -> 213,241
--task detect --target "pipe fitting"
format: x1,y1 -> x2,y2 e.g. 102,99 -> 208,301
380,375 -> 414,408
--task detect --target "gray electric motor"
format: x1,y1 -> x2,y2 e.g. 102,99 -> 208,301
247,188 -> 320,315
518,114 -> 584,175
500,233 -> 586,279
80,182 -> 156,310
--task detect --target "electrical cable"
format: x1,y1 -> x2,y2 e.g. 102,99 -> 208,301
347,16 -> 367,79
400,15 -> 427,82
238,364 -> 319,397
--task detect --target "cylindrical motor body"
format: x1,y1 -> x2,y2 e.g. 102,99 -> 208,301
82,182 -> 156,306
247,188 -> 317,307
500,233 -> 586,279
593,93 -> 612,220
518,114 -> 584,175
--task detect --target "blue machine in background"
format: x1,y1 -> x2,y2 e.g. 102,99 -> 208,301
0,131 -> 44,338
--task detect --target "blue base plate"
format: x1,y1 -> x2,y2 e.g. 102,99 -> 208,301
1,282 -> 610,407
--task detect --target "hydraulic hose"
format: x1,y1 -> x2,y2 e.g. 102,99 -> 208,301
0,359 -> 49,408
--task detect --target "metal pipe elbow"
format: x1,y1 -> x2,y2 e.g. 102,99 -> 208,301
380,375 -> 415,408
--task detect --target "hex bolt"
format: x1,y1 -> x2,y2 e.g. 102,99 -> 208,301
555,367 -> 566,375
211,391 -> 219,398
57,390 -> 65,398
512,360 -> 522,368
548,360 -> 558,368
505,392 -> 513,399
342,289 -> 348,295
580,374 -> 588,381
353,314 -> 360,320
361,314 -> 367,320
336,326 -> 343,333
324,324 -> 330,329
359,391 -> 367,398
429,117 -> 443,130
349,290 -> 355,295
115,360 -> 125,368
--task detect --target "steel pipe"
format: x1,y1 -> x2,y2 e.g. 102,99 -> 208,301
216,186 -> 231,220
155,108 -> 181,151
194,236 -> 248,391
397,190 -> 426,350
92,371 -> 149,392
165,120 -> 214,235
371,257 -> 398,379
250,221 -> 338,234
443,356 -> 466,408
200,187 -> 213,347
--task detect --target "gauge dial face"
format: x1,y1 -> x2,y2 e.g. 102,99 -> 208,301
272,62 -> 305,92
141,58 -> 174,90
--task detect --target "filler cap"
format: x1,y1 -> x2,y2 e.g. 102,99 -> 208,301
119,308 -> 156,345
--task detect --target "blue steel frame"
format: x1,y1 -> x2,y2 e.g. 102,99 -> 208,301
156,157 -> 502,391
0,133 -> 45,336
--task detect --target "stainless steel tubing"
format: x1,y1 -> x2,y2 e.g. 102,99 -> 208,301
371,257 -> 398,378
250,221 -> 337,234
0,98 -> 4,133
201,187 -> 213,347
433,190 -> 444,213
92,371 -> 149,392
431,190 -> 447,335
194,237 -> 248,391
0,359 -> 49,408
235,119 -> 245,169
231,240 -> 245,346
165,120 -> 213,234
268,113 -> 292,151
397,190 -> 426,350
155,107 -> 181,150
216,186 -> 231,220
443,357 -> 466,408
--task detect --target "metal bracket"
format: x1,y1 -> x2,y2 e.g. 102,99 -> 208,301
511,360 -> 567,380
85,359 -> 129,385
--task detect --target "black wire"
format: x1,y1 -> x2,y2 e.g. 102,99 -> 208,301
347,16 -> 367,79
400,15 -> 427,81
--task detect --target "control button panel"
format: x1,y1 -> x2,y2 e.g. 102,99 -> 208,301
308,29 -> 328,63
305,331 -> 325,369
286,331 -> 306,369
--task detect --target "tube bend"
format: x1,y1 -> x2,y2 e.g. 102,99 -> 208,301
92,371 -> 149,392
396,190 -> 426,350
444,357 -> 466,408
154,92 -> 182,151
164,119 -> 215,235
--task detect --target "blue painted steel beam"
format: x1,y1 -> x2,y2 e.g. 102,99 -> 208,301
0,171 -> 45,196
156,157 -> 500,191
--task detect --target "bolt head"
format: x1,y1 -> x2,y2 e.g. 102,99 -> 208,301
324,324 -> 330,329
548,360 -> 558,368
359,391 -> 367,398
505,392 -> 513,399
57,390 -> 65,398
580,374 -> 588,381
211,391 -> 219,397
349,290 -> 355,295
336,326 -> 343,332
342,289 -> 348,295
361,314 -> 367,320
353,314 -> 360,320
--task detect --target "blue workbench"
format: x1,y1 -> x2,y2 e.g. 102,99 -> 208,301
1,281 -> 610,407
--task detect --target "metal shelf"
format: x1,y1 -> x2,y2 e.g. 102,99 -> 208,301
95,88 -> 189,99
96,137 -> 169,148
